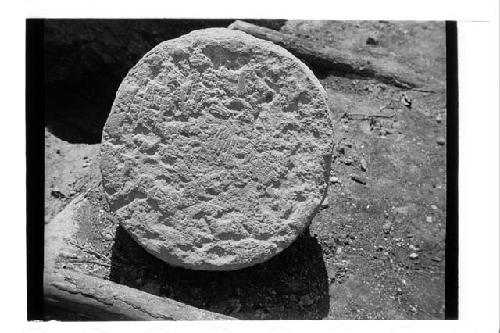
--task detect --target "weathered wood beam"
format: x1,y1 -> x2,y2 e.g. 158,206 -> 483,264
44,269 -> 234,321
228,20 -> 422,89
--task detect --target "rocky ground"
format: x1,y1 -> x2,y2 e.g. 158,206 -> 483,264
44,20 -> 446,320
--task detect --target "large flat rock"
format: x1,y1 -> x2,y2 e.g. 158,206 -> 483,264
100,28 -> 333,270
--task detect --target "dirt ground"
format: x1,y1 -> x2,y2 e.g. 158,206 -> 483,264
44,20 -> 446,320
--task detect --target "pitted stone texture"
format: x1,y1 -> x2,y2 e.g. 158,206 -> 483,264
100,28 -> 333,270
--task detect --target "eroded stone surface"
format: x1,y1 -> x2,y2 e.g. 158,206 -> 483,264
100,28 -> 333,270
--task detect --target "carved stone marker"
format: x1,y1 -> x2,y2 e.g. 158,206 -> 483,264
100,28 -> 332,270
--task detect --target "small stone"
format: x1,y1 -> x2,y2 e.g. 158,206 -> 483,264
436,137 -> 446,145
382,222 -> 392,234
426,216 -> 433,223
360,158 -> 367,172
409,244 -> 419,251
321,197 -> 329,208
344,157 -> 354,165
336,247 -> 343,255
436,114 -> 442,123
50,189 -> 65,199
69,190 -> 76,196
330,176 -> 340,184
396,288 -> 403,295
431,205 -> 438,210
431,257 -> 442,262
401,94 -> 412,108
409,252 -> 419,259
406,233 -> 415,238
351,175 -> 367,185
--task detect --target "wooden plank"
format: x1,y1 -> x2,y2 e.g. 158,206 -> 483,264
44,269 -> 234,321
228,20 -> 423,89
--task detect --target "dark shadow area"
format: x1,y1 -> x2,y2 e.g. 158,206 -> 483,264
27,19 -> 45,321
444,20 -> 458,320
310,66 -> 386,82
43,304 -> 96,321
44,19 -> 286,144
109,226 -> 330,320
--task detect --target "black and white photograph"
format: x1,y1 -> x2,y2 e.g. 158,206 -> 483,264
35,18 -> 453,321
13,1 -> 499,331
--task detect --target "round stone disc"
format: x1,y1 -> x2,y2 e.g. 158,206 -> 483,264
100,28 -> 333,270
